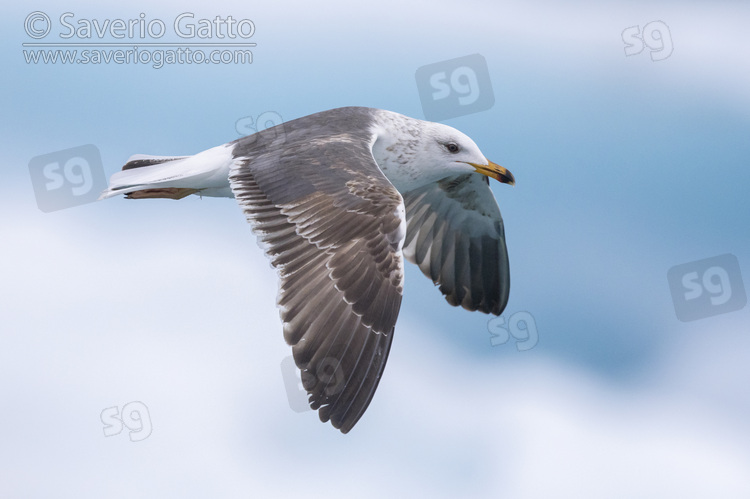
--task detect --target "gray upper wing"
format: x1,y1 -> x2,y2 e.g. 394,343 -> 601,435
401,173 -> 510,316
228,109 -> 405,433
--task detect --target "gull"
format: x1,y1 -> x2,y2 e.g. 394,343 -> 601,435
100,107 -> 515,433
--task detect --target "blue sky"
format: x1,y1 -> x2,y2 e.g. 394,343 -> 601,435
2,1 -> 749,497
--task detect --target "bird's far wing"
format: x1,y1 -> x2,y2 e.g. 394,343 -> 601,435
228,131 -> 405,434
401,173 -> 510,316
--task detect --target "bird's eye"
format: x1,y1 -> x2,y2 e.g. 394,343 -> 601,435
445,142 -> 460,154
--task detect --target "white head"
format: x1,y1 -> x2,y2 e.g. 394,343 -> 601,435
371,111 -> 515,191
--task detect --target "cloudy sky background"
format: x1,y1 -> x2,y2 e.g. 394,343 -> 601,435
2,0 -> 749,497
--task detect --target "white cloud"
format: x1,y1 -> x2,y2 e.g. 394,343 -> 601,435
1,204 -> 748,497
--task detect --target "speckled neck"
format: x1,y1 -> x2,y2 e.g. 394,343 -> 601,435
369,110 -> 436,192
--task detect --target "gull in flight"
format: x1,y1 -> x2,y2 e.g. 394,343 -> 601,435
100,107 -> 515,433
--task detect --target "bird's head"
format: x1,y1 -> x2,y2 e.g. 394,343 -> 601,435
421,121 -> 515,185
370,111 -> 515,190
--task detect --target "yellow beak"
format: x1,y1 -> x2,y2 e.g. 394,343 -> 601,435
467,160 -> 515,185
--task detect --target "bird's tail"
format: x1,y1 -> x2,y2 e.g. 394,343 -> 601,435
98,144 -> 235,200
